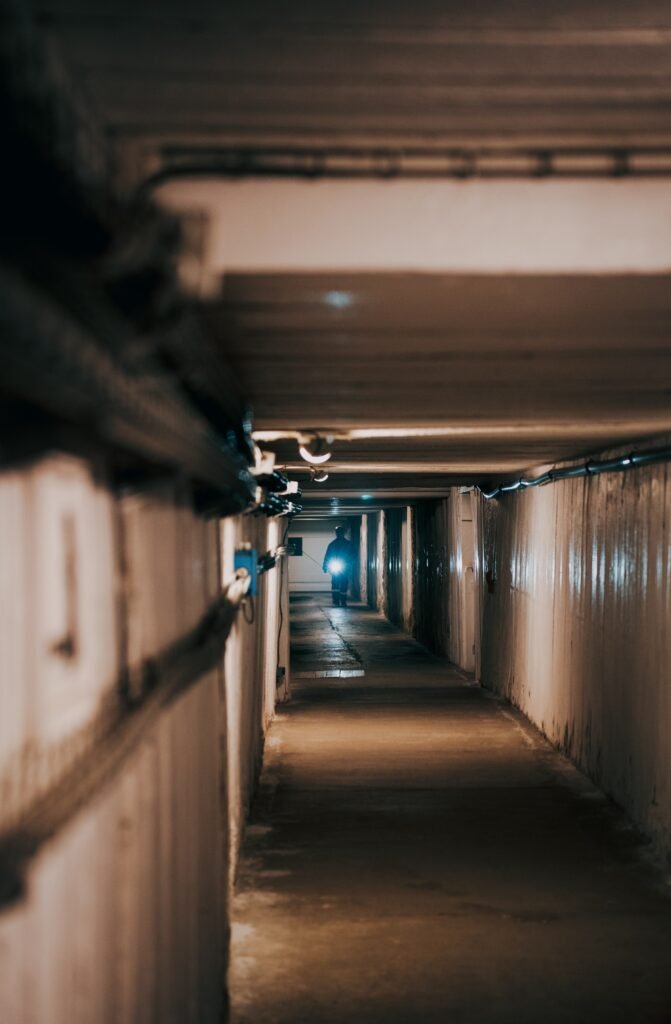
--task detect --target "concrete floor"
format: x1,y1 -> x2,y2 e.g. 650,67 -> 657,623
229,595 -> 671,1024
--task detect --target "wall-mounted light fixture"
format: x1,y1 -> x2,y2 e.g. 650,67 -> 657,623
298,435 -> 333,465
310,467 -> 329,483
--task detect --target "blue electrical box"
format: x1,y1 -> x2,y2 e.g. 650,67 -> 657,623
234,547 -> 258,595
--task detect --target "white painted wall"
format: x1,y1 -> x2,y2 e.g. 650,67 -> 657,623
0,458 -> 285,1022
448,491 -> 477,674
0,462 -> 230,1023
359,515 -> 369,605
222,513 -> 276,882
477,448 -> 671,861
0,456 -> 119,832
160,179 -> 671,279
288,523 -> 337,592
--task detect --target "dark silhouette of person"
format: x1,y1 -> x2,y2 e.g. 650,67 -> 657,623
323,526 -> 355,607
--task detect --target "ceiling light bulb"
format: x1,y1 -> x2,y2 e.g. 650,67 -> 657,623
298,436 -> 333,465
299,445 -> 331,465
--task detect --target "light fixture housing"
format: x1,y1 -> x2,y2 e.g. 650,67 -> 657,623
298,435 -> 333,465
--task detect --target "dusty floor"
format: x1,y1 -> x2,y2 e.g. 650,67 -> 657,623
229,595 -> 671,1024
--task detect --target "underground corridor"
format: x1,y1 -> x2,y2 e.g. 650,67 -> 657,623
3,3 -> 671,1023
229,594 -> 671,1024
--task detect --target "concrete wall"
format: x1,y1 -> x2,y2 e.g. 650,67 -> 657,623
0,458 -> 227,1022
412,499 -> 451,657
288,522 -> 360,597
385,509 -> 404,627
401,506 -> 415,634
222,514 -> 287,881
368,474 -> 671,862
365,512 -> 379,609
0,671 -> 224,1024
366,507 -> 415,629
0,454 -> 285,1021
376,511 -> 388,615
346,517 -> 362,602
476,459 -> 671,861
287,523 -> 334,592
447,491 -> 478,674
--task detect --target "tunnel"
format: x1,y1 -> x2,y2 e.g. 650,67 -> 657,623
2,2 -> 671,1021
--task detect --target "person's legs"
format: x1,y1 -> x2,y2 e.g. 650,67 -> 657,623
331,578 -> 341,606
338,577 -> 349,608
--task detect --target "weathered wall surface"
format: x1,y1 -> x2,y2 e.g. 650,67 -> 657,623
447,491 -> 477,674
0,456 -> 280,1021
477,463 -> 671,860
365,512 -> 379,609
287,523 -> 333,591
359,514 -> 369,602
385,508 -> 404,627
412,499 -> 451,657
0,455 -> 119,819
222,514 -> 276,880
401,506 -> 415,634
347,517 -> 361,602
0,671 -> 224,1024
288,521 -> 360,598
376,511 -> 387,614
0,458 -> 229,1022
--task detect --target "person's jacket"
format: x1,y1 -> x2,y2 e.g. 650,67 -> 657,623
323,537 -> 355,575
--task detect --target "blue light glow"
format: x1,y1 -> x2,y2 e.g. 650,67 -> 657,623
324,290 -> 353,309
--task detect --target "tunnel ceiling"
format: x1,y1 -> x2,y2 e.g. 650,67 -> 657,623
31,0 -> 671,515
36,0 -> 671,175
202,271 -> 671,511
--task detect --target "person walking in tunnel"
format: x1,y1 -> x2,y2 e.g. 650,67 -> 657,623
323,525 -> 355,607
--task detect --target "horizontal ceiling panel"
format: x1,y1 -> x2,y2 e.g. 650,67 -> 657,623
205,272 -> 671,435
36,1 -> 671,30
214,272 -> 671,338
36,0 -> 671,160
202,270 -> 671,499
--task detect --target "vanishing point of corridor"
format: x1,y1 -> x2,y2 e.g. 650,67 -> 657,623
231,596 -> 671,1024
6,5 -> 671,1022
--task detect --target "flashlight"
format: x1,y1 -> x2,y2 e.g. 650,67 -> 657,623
327,558 -> 345,575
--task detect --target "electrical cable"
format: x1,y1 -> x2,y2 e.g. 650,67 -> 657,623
477,443 -> 671,500
241,594 -> 255,625
302,550 -> 327,571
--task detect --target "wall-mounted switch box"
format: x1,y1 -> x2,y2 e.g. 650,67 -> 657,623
234,547 -> 258,595
287,537 -> 303,556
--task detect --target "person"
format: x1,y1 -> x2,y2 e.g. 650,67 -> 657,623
322,526 -> 355,607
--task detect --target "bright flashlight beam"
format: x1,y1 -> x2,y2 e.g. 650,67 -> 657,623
299,444 -> 332,465
328,559 -> 345,574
